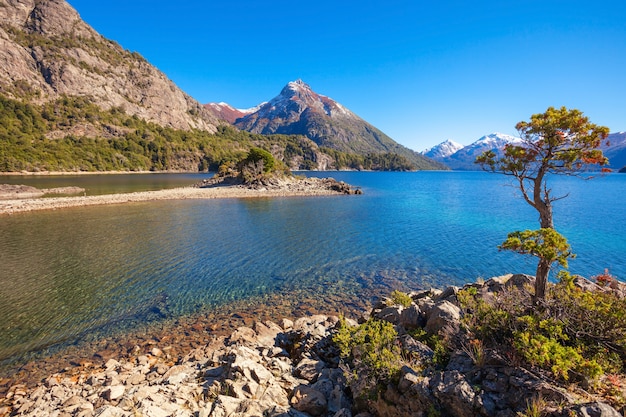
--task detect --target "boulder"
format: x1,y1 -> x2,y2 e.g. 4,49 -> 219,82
295,358 -> 325,382
375,306 -> 402,324
425,300 -> 461,335
290,385 -> 328,416
555,402 -> 622,417
430,370 -> 479,417
399,304 -> 423,329
101,385 -> 124,402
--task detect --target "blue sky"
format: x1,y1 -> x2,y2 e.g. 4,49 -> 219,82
66,0 -> 625,151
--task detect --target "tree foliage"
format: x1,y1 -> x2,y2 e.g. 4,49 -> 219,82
499,228 -> 575,300
475,107 -> 610,300
476,106 -> 610,229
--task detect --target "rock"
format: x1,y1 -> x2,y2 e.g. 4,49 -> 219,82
374,306 -> 402,324
399,304 -> 423,329
505,273 -> 535,290
430,370 -> 478,417
437,286 -> 459,302
295,358 -> 325,382
228,326 -> 258,346
162,364 -> 192,385
425,300 -> 461,335
93,405 -> 127,417
104,359 -> 120,371
253,321 -> 284,346
101,385 -> 125,402
281,318 -> 294,331
290,385 -> 328,416
556,402 -> 622,417
400,334 -> 434,363
397,366 -> 421,394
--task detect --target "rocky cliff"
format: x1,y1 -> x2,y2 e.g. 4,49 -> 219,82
0,0 -> 219,135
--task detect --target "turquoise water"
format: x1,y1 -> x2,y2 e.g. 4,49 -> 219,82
0,171 -> 624,364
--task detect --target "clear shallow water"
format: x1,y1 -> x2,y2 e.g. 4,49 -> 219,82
0,172 -> 212,196
0,171 -> 625,364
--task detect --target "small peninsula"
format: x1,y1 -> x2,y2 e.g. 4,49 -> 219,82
0,174 -> 360,215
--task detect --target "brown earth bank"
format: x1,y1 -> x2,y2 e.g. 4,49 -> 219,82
2,274 -> 625,417
0,175 -> 361,215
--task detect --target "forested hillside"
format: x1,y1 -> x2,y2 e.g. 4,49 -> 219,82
0,95 -> 420,172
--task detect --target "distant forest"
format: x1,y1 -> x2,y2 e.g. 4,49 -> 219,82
0,95 -> 419,172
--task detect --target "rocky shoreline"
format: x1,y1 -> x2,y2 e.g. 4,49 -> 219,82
0,175 -> 360,215
2,274 -> 623,417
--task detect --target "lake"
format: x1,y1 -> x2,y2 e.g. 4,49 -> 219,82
0,171 -> 625,366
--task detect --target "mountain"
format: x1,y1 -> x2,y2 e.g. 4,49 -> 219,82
0,1 -> 443,172
427,131 -> 626,171
229,80 -> 445,170
204,102 -> 259,124
429,133 -> 522,170
0,0 -> 219,136
423,140 -> 464,160
601,132 -> 626,170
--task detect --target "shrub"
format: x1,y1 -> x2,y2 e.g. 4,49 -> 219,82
458,276 -> 626,384
242,147 -> 275,173
388,290 -> 413,307
333,317 -> 403,400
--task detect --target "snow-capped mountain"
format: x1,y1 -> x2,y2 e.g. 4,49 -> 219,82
203,102 -> 261,124
423,140 -> 464,160
428,131 -> 626,171
427,133 -> 522,170
214,80 -> 446,170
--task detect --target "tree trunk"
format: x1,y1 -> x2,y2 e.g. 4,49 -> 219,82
534,172 -> 554,229
537,201 -> 553,229
534,258 -> 550,302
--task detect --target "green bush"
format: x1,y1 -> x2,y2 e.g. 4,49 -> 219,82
333,319 -> 402,382
242,147 -> 276,173
388,290 -> 413,307
457,275 -> 626,384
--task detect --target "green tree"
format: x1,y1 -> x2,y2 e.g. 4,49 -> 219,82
499,228 -> 574,300
243,147 -> 275,173
476,107 -> 610,299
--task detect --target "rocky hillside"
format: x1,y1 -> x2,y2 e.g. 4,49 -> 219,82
218,80 -> 445,170
0,0 -> 219,135
0,1 -> 443,172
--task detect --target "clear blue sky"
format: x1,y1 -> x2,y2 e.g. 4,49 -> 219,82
66,0 -> 626,152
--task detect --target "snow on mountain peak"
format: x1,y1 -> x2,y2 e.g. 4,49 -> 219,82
422,139 -> 464,159
474,132 -> 521,146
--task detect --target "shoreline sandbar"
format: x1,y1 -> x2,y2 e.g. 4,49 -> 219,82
0,176 -> 358,215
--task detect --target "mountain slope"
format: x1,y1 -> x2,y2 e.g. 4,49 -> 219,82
602,132 -> 626,170
204,102 -> 260,124
0,0 -> 219,134
232,80 -> 445,170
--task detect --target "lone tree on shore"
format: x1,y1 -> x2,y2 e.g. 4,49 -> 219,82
476,106 -> 610,300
